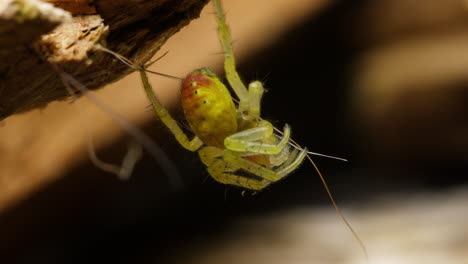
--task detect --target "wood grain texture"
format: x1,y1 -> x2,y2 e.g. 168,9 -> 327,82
0,0 -> 209,120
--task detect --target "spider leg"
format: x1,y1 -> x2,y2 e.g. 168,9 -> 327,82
224,121 -> 291,154
199,146 -> 307,190
212,0 -> 249,113
276,148 -> 301,170
140,69 -> 203,151
247,81 -> 264,120
269,145 -> 291,166
199,146 -> 271,190
208,159 -> 272,190
224,148 -> 307,181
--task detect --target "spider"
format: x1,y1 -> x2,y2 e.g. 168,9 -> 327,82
54,0 -> 367,256
139,0 -> 307,190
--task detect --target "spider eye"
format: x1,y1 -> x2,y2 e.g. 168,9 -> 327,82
191,81 -> 197,87
203,100 -> 208,104
194,90 -> 199,94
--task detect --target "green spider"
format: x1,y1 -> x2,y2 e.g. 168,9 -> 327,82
56,0 -> 367,256
139,0 -> 307,190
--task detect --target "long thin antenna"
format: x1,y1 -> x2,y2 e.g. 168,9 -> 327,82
305,153 -> 369,261
280,129 -> 369,261
51,63 -> 183,189
287,141 -> 348,161
234,95 -> 347,162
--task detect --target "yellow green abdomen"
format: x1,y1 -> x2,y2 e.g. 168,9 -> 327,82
181,68 -> 238,148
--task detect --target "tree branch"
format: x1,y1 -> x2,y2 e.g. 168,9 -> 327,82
0,0 -> 209,120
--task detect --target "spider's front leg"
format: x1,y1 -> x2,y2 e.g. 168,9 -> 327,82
199,146 -> 308,190
140,69 -> 203,151
223,81 -> 290,156
199,146 -> 271,190
212,0 -> 251,113
213,0 -> 267,122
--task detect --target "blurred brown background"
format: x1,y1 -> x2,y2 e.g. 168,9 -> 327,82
1,0 -> 468,263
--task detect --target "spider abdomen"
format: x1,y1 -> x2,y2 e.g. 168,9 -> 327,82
181,68 -> 238,148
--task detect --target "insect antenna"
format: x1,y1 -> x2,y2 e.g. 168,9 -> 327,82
305,150 -> 369,261
273,126 -> 369,261
286,141 -> 348,162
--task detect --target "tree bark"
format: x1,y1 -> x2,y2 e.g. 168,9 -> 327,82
0,0 -> 209,120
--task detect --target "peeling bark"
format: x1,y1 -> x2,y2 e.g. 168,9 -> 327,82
0,0 -> 209,120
